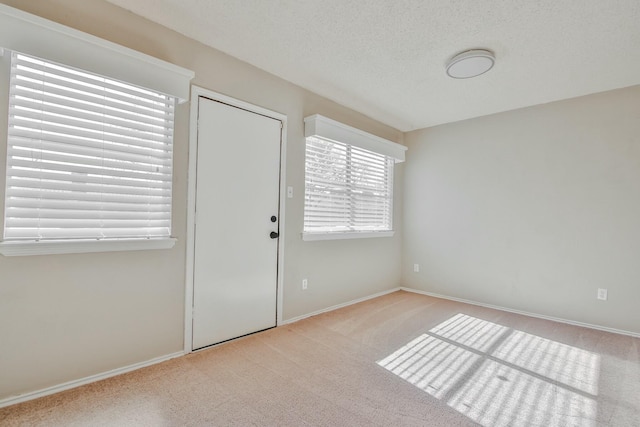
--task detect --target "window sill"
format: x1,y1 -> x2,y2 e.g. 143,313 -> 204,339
0,238 -> 177,257
302,231 -> 394,241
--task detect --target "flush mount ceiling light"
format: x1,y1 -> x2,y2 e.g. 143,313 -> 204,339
446,49 -> 495,79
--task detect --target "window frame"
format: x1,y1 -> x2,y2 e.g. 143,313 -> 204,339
0,5 -> 193,256
0,51 -> 178,256
302,114 -> 406,241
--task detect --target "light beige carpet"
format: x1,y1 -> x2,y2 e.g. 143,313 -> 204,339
1,290 -> 639,426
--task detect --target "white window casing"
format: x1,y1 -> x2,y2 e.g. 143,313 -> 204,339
0,5 -> 194,256
304,114 -> 407,163
0,4 -> 194,103
303,115 -> 407,241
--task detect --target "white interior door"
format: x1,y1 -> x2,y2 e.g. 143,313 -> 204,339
192,96 -> 281,350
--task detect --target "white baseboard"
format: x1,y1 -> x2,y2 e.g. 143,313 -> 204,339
281,287 -> 401,325
6,286 -> 635,409
0,351 -> 184,409
401,287 -> 640,338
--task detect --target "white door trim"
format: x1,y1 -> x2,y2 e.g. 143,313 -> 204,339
185,86 -> 287,353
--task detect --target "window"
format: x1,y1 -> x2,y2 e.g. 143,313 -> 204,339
0,4 -> 193,255
4,51 -> 175,242
304,137 -> 394,235
303,115 -> 407,240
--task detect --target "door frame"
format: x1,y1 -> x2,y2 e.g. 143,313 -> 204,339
184,85 -> 287,353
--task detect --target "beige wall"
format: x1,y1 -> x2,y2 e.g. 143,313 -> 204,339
402,85 -> 640,334
0,0 -> 403,400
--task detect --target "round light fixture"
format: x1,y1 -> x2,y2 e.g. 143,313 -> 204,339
446,49 -> 495,79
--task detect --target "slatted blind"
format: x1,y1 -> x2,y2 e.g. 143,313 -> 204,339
304,136 -> 393,233
3,51 -> 175,241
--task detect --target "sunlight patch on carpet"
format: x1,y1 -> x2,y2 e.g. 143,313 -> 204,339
377,313 -> 600,427
493,330 -> 600,395
448,359 -> 596,427
429,313 -> 509,352
377,334 -> 480,399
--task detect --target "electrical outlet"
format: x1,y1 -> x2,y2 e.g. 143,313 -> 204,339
597,288 -> 607,301
302,279 -> 308,290
413,264 -> 420,273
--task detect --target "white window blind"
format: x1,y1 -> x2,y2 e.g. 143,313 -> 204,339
304,136 -> 394,234
3,51 -> 175,241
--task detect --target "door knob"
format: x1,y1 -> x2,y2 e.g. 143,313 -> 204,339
270,231 -> 279,239
271,216 -> 277,223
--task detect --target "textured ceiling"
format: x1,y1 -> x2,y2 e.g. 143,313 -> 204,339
106,0 -> 640,132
